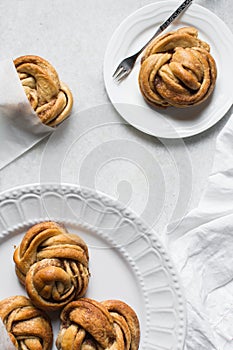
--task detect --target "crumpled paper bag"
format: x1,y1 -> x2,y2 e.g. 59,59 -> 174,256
0,59 -> 53,169
166,115 -> 233,350
0,319 -> 16,350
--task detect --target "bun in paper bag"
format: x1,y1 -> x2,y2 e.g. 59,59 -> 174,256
14,55 -> 73,126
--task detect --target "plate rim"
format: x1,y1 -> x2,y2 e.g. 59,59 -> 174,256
0,182 -> 186,350
103,1 -> 233,139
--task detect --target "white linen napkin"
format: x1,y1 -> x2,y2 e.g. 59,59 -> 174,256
166,114 -> 233,350
0,59 -> 53,169
0,319 -> 17,350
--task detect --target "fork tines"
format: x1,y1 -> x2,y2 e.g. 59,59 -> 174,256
112,65 -> 129,82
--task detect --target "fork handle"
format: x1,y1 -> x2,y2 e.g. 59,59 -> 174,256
139,0 -> 193,54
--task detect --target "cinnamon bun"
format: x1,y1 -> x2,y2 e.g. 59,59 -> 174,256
138,27 -> 217,108
13,221 -> 89,311
0,295 -> 53,350
14,55 -> 73,126
56,298 -> 140,350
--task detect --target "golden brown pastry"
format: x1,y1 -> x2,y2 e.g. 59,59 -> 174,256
0,295 -> 53,350
13,221 -> 89,311
56,298 -> 140,350
138,27 -> 217,108
14,55 -> 73,126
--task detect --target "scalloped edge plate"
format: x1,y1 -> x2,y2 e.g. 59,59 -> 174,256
0,184 -> 186,350
104,2 -> 233,138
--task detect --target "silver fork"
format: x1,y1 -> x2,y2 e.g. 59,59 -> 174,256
112,0 -> 193,82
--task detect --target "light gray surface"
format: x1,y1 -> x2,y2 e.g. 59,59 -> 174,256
0,0 -> 232,236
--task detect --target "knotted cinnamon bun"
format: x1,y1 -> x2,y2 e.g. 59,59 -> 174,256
13,221 -> 89,311
14,55 -> 73,126
138,27 -> 217,108
56,298 -> 140,350
0,295 -> 53,350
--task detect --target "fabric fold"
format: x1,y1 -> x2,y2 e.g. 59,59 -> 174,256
166,115 -> 233,350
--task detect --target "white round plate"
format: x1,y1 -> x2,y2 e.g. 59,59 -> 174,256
104,2 -> 233,138
0,184 -> 186,350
